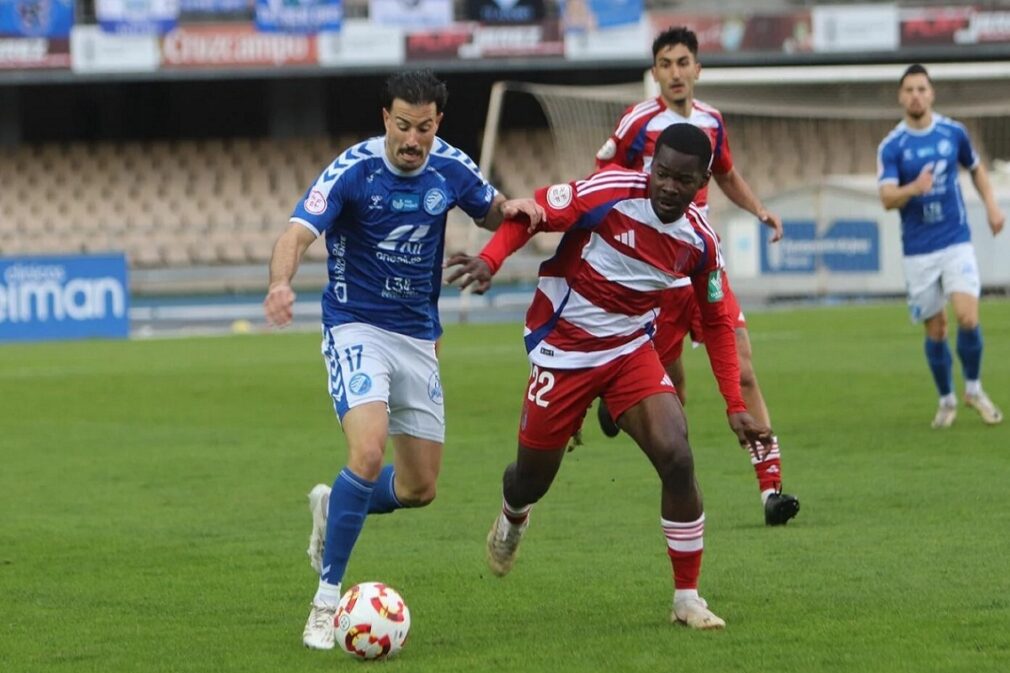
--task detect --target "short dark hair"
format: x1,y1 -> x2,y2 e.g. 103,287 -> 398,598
655,123 -> 712,171
652,26 -> 699,60
900,64 -> 932,86
383,69 -> 449,113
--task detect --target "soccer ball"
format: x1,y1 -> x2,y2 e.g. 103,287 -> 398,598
333,582 -> 411,660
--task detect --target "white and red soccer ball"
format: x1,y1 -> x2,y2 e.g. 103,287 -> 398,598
333,582 -> 411,660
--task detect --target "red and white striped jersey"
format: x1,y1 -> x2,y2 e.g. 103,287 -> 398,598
481,169 -> 726,370
595,96 -> 733,209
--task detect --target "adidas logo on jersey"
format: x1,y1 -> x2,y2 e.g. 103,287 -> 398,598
660,373 -> 673,387
615,230 -> 636,248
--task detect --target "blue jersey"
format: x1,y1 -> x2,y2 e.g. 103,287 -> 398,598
291,136 -> 497,340
877,114 -> 979,256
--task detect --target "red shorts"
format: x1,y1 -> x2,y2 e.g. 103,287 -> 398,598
653,274 -> 745,366
518,345 -> 677,450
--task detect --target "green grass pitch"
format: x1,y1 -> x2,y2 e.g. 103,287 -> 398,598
1,302 -> 1008,672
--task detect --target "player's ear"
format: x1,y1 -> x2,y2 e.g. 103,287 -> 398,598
700,169 -> 712,187
434,112 -> 444,129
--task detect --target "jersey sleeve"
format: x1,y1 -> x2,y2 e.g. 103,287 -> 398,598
535,168 -> 649,232
594,103 -> 641,170
687,211 -> 745,414
876,139 -> 900,186
956,123 -> 981,171
290,158 -> 350,236
711,116 -> 734,176
450,151 -> 499,220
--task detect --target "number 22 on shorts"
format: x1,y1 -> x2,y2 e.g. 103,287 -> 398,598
526,365 -> 555,408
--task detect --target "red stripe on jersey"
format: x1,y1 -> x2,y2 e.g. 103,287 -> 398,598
573,261 -> 666,316
594,214 -> 703,278
546,317 -> 651,353
615,98 -> 662,139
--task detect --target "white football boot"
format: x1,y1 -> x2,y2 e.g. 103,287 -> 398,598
486,513 -> 528,577
931,400 -> 958,429
672,595 -> 726,630
307,484 -> 331,574
965,391 -> 1003,425
303,600 -> 338,650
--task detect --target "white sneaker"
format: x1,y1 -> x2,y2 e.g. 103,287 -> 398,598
307,484 -> 331,575
672,595 -> 726,630
931,401 -> 958,429
303,601 -> 338,650
486,514 -> 528,577
965,391 -> 1004,425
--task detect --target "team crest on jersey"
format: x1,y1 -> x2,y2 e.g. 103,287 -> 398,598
349,373 -> 372,395
707,269 -> 724,302
427,371 -> 443,404
368,195 -> 384,211
546,184 -> 573,209
390,192 -> 420,212
424,188 -> 448,215
305,189 -> 327,215
937,139 -> 953,157
596,138 -> 617,161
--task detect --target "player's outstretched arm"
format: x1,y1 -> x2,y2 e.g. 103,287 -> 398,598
264,223 -> 316,328
970,163 -> 1006,236
478,194 -> 546,232
444,254 -> 493,294
444,213 -> 541,294
713,168 -> 783,242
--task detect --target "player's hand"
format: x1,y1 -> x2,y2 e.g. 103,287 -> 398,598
988,207 -> 1005,236
502,198 -> 546,232
914,164 -> 935,195
727,411 -> 773,461
264,282 -> 296,328
444,253 -> 494,294
757,208 -> 783,243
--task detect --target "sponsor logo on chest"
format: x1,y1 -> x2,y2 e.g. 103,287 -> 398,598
390,192 -> 420,212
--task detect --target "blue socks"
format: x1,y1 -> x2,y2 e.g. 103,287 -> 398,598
320,468 -> 374,586
368,465 -> 403,514
924,338 -> 953,397
319,466 -> 405,586
956,326 -> 983,382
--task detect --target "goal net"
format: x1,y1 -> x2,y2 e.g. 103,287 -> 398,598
477,62 -> 1010,224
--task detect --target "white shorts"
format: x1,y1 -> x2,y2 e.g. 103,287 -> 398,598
321,322 -> 445,443
903,242 -> 981,323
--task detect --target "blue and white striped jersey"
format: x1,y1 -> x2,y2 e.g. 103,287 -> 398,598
291,136 -> 497,340
877,115 -> 979,256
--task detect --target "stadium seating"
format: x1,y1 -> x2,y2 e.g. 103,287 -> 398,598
1,114 -> 969,269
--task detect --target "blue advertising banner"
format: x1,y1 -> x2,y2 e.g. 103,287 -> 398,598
587,0 -> 642,29
761,220 -> 879,274
255,0 -> 341,34
0,0 -> 73,38
0,254 -> 130,343
96,0 -> 178,35
180,0 -> 249,13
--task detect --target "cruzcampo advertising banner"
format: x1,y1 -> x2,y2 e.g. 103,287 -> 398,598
255,0 -> 341,34
0,254 -> 130,343
0,0 -> 74,38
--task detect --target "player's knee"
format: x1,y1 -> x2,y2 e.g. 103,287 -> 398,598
955,311 -> 978,330
346,448 -> 385,481
658,447 -> 695,487
651,435 -> 694,484
397,482 -> 437,508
